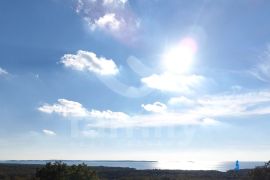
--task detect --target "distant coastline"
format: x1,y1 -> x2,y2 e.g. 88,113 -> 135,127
0,160 -> 265,172
0,163 -> 253,180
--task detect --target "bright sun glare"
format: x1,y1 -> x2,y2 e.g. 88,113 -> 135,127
163,37 -> 197,74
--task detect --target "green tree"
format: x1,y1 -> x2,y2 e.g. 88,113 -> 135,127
68,164 -> 99,180
36,161 -> 99,180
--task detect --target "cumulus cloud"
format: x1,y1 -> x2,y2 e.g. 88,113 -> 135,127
141,73 -> 204,93
38,89 -> 270,129
42,129 -> 56,136
94,13 -> 121,31
38,99 -> 129,120
38,99 -> 89,117
39,99 -> 218,128
141,102 -> 167,113
0,67 -> 8,76
75,0 -> 139,40
61,50 -> 119,76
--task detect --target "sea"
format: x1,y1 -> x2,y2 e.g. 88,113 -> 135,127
0,160 -> 265,172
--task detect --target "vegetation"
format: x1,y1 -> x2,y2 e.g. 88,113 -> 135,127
35,161 -> 99,180
1,161 -> 270,179
0,163 -> 41,180
249,161 -> 270,180
0,163 -> 246,180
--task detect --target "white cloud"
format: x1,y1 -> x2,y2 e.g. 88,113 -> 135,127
88,113 -> 219,128
38,99 -> 89,118
61,50 -> 119,76
0,67 -> 8,76
188,90 -> 270,117
168,96 -> 195,106
167,89 -> 270,122
141,102 -> 167,113
38,99 -> 129,120
39,99 -> 218,128
103,0 -> 127,6
141,73 -> 204,93
90,109 -> 129,120
75,0 -> 139,40
93,13 -> 121,31
132,113 -> 207,127
38,89 -> 270,129
42,129 -> 56,136
201,118 -> 220,126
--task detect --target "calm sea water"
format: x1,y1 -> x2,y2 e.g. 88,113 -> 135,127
0,160 -> 265,172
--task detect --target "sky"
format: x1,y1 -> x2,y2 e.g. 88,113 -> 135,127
1,0 -> 270,161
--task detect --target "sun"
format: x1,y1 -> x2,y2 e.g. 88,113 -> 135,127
162,37 -> 197,74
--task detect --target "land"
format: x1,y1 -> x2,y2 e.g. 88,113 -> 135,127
0,163 -> 252,180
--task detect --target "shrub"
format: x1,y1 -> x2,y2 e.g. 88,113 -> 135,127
249,161 -> 270,180
36,161 -> 99,180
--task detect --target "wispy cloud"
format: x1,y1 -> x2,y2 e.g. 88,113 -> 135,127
38,89 -> 270,129
250,45 -> 270,82
141,73 -> 205,93
87,113 -> 219,128
39,99 -> 219,128
200,118 -> 220,126
42,129 -> 56,136
141,102 -> 167,113
75,0 -> 139,40
0,67 -> 8,76
170,89 -> 270,117
61,50 -> 119,76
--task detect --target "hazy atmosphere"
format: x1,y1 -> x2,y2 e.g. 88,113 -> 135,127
1,0 -> 270,162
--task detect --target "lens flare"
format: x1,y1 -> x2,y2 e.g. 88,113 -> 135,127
163,37 -> 198,74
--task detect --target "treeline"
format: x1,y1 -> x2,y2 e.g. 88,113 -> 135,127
0,162 -> 99,180
35,161 -> 99,180
0,161 -> 270,179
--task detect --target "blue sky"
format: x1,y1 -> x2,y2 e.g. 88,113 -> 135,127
1,0 -> 270,161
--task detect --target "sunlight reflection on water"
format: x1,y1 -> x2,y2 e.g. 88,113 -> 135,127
155,161 -> 265,172
156,161 -> 220,171
0,160 -> 265,172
